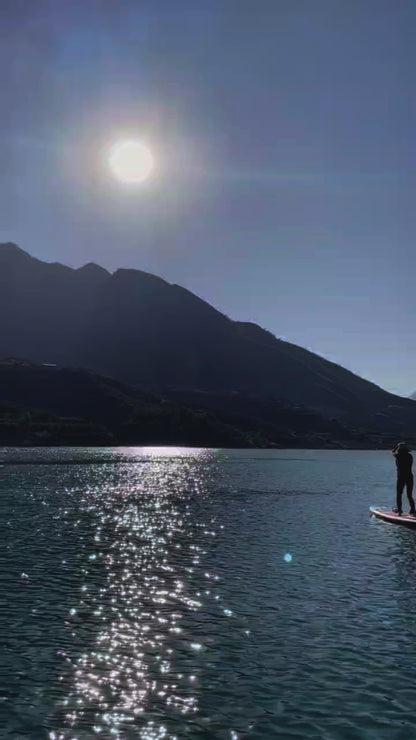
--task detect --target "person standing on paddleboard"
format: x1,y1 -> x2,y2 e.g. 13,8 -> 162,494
392,442 -> 415,516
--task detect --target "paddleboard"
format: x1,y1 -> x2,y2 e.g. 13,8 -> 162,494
370,506 -> 416,528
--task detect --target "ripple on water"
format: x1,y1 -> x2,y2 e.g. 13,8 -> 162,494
2,448 -> 416,738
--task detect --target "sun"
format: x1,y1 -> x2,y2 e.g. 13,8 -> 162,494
109,140 -> 154,183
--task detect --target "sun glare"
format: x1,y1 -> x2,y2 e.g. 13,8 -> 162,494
109,140 -> 154,184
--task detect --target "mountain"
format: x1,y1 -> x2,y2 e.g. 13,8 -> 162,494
2,242 -> 416,445
0,361 -> 406,448
0,243 -> 109,366
410,392 -> 416,401
0,361 -> 263,447
0,398 -> 113,446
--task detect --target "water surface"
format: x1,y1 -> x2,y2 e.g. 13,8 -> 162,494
1,447 -> 416,739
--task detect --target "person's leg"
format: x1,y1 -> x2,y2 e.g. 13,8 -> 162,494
406,476 -> 415,514
396,479 -> 405,513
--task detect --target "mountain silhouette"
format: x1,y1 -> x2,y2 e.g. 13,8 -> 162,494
0,361 -> 265,447
2,242 -> 416,443
0,361 -> 408,448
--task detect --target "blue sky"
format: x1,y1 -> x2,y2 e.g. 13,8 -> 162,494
1,0 -> 415,396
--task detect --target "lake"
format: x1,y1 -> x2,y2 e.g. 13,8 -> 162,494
1,447 -> 416,739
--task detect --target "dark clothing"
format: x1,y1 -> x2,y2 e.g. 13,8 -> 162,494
394,451 -> 415,513
395,451 -> 413,478
396,476 -> 414,512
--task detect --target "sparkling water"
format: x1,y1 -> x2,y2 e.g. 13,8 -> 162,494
1,447 -> 415,739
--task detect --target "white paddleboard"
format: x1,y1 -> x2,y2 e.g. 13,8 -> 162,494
370,506 -> 416,528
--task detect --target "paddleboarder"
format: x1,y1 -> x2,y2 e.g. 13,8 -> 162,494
392,442 -> 415,516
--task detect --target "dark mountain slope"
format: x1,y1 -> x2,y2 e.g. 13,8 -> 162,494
0,362 -> 408,448
165,388 -> 416,449
0,361 -> 264,447
1,243 -> 416,436
0,243 -> 109,364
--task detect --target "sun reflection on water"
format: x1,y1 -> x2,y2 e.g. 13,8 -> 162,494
49,448 -> 222,738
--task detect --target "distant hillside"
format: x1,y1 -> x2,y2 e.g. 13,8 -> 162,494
0,362 -> 265,447
0,362 -> 409,448
0,399 -> 113,446
2,243 -> 416,445
164,389 -> 415,449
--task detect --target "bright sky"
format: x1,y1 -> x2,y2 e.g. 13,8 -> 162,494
1,0 -> 415,397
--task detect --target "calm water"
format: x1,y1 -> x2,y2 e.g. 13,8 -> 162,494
1,447 -> 416,739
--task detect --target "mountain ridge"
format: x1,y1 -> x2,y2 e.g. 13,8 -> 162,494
0,242 -> 395,392
2,241 -> 415,444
